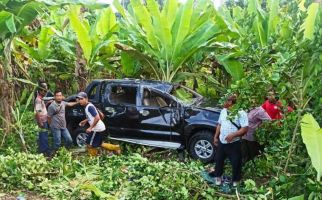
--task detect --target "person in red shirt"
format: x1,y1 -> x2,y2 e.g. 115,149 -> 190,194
261,90 -> 283,120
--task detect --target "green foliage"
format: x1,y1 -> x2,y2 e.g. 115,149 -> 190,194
1,112 -> 322,199
0,149 -> 52,190
301,114 -> 322,181
302,3 -> 320,40
1,0 -> 322,199
114,0 -> 240,82
0,1 -> 42,39
0,148 -> 215,199
68,5 -> 92,61
67,5 -> 118,66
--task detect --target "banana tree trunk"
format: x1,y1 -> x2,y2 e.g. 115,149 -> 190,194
0,60 -> 14,137
75,42 -> 88,91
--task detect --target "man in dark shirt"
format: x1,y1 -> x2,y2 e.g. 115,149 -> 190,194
47,90 -> 78,151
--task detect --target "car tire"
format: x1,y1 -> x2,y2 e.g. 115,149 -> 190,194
189,130 -> 216,163
72,127 -> 88,148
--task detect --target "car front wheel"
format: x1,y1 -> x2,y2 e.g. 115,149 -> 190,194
72,128 -> 88,148
189,130 -> 216,163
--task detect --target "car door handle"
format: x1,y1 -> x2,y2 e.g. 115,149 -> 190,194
105,107 -> 115,113
139,110 -> 149,116
72,109 -> 82,116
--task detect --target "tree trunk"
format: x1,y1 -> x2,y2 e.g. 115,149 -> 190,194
0,39 -> 15,137
75,42 -> 88,91
0,69 -> 15,147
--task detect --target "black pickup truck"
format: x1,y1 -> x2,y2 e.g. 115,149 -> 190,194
65,79 -> 220,163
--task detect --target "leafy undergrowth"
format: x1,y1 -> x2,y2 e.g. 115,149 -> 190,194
0,145 -> 321,200
0,112 -> 321,199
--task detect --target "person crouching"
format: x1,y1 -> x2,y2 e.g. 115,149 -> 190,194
77,92 -> 120,156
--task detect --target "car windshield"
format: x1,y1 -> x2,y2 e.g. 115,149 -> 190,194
170,85 -> 203,105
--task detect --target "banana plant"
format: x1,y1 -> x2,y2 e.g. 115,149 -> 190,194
230,0 -> 320,47
65,5 -> 119,89
114,0 -> 241,82
0,0 -> 43,133
14,26 -> 55,61
301,114 -> 322,181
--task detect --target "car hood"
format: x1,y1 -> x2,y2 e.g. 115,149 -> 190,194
192,99 -> 221,113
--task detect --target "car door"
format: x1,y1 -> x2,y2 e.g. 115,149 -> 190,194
65,82 -> 101,126
101,83 -> 142,139
137,87 -> 182,142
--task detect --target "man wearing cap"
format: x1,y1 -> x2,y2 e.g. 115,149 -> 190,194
47,89 -> 79,151
77,92 -> 121,156
35,81 -> 52,155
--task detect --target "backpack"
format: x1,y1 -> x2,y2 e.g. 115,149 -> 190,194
87,103 -> 105,120
97,108 -> 105,120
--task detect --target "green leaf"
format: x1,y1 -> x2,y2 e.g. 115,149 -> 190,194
0,11 -> 14,38
130,0 -> 159,50
247,0 -> 258,15
232,6 -> 243,21
172,0 -> 193,57
96,7 -> 117,38
301,114 -> 322,181
5,14 -> 16,33
17,1 -> 41,28
267,0 -> 279,37
113,0 -> 126,17
38,26 -> 54,60
10,77 -> 37,87
115,43 -> 160,80
217,55 -> 244,80
288,194 -> 305,200
121,52 -> 140,76
302,3 -> 320,40
68,5 -> 92,61
59,74 -> 73,80
14,37 -> 39,60
146,0 -> 172,58
162,0 -> 178,30
255,9 -> 268,47
298,0 -> 306,12
80,184 -> 116,199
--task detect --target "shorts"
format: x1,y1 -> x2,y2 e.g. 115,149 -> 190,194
86,131 -> 104,147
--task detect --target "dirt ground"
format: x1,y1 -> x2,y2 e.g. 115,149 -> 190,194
0,191 -> 50,200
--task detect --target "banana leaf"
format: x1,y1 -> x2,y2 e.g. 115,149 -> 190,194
301,114 -> 322,181
267,0 -> 279,37
68,5 -> 92,61
0,11 -> 16,38
121,52 -> 140,76
16,1 -> 41,29
217,54 -> 244,81
301,3 -> 320,40
80,184 -> 117,200
38,26 -> 54,60
171,0 -> 193,57
96,7 -> 117,38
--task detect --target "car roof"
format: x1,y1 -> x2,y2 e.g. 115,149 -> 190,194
92,79 -> 174,93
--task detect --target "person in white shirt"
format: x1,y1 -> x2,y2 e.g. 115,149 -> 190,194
213,95 -> 249,187
77,92 -> 120,156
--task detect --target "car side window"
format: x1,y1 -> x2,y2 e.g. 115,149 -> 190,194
88,84 -> 98,101
142,88 -> 175,108
108,85 -> 137,105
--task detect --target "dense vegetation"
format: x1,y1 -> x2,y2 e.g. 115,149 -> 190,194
0,0 -> 321,199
